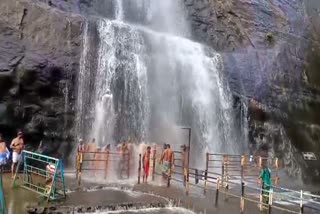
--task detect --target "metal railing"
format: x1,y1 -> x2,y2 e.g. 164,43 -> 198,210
11,150 -> 66,201
139,148 -> 320,214
0,166 -> 5,214
76,150 -> 131,185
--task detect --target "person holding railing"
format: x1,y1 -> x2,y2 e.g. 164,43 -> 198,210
258,161 -> 272,206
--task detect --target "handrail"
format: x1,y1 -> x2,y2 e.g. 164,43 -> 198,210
23,150 -> 59,161
147,149 -> 320,214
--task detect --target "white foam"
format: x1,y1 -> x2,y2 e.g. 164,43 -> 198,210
89,207 -> 196,214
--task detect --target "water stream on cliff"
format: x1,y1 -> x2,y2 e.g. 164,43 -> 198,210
115,0 -> 124,21
76,0 -> 245,165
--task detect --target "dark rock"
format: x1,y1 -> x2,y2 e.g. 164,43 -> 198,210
0,0 -> 83,156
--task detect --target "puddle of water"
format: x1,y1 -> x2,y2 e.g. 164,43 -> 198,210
2,174 -> 40,214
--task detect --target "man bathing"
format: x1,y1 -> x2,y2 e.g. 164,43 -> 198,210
10,130 -> 24,178
160,144 -> 174,177
0,134 -> 10,167
93,147 -> 102,176
142,146 -> 151,183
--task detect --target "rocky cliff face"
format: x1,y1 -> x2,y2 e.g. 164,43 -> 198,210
0,0 -> 83,157
1,0 -> 320,182
184,0 -> 320,183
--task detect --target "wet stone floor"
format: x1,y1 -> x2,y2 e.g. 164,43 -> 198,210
3,173 -> 320,214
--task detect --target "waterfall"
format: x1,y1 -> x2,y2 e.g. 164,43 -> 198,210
115,0 -> 124,21
76,1 -> 244,156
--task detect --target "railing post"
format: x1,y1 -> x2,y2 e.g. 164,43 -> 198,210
138,154 -> 141,184
186,172 -> 190,195
300,190 -> 304,214
167,159 -> 172,187
75,150 -> 79,179
223,155 -> 229,201
240,182 -> 245,214
215,177 -> 220,207
274,158 -> 279,186
104,150 -> 109,180
77,152 -> 83,186
222,155 -> 225,182
195,169 -> 199,184
152,147 -> 156,181
268,188 -> 273,214
0,166 -> 6,214
241,155 -> 245,181
127,152 -> 130,179
259,182 -> 264,211
204,153 -> 209,195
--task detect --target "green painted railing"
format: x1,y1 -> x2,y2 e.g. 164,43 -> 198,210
0,167 -> 5,214
12,150 -> 66,201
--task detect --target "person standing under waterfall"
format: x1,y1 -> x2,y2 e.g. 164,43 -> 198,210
119,142 -> 129,178
258,161 -> 272,206
142,146 -> 151,183
103,144 -> 111,177
181,144 -> 189,184
88,138 -> 96,152
94,147 -> 103,176
87,138 -> 96,168
160,144 -> 174,178
159,144 -> 167,165
10,130 -> 24,178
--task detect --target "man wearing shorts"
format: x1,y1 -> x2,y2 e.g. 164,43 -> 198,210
160,144 -> 174,177
10,131 -> 24,178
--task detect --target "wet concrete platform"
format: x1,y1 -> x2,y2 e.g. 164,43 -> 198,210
3,172 -> 320,213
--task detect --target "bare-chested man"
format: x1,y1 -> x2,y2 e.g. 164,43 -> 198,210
10,130 -> 24,178
142,146 -> 151,183
93,147 -> 102,176
0,134 -> 10,167
103,144 -> 111,174
87,138 -> 96,152
160,144 -> 174,177
160,144 -> 167,165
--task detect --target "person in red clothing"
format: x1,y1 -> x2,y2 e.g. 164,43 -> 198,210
142,146 -> 151,183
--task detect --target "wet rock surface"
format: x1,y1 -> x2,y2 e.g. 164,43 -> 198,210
184,0 -> 320,183
0,0 -> 83,156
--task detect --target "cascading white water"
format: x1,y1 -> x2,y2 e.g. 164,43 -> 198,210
115,0 -> 124,21
76,0 -> 244,160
